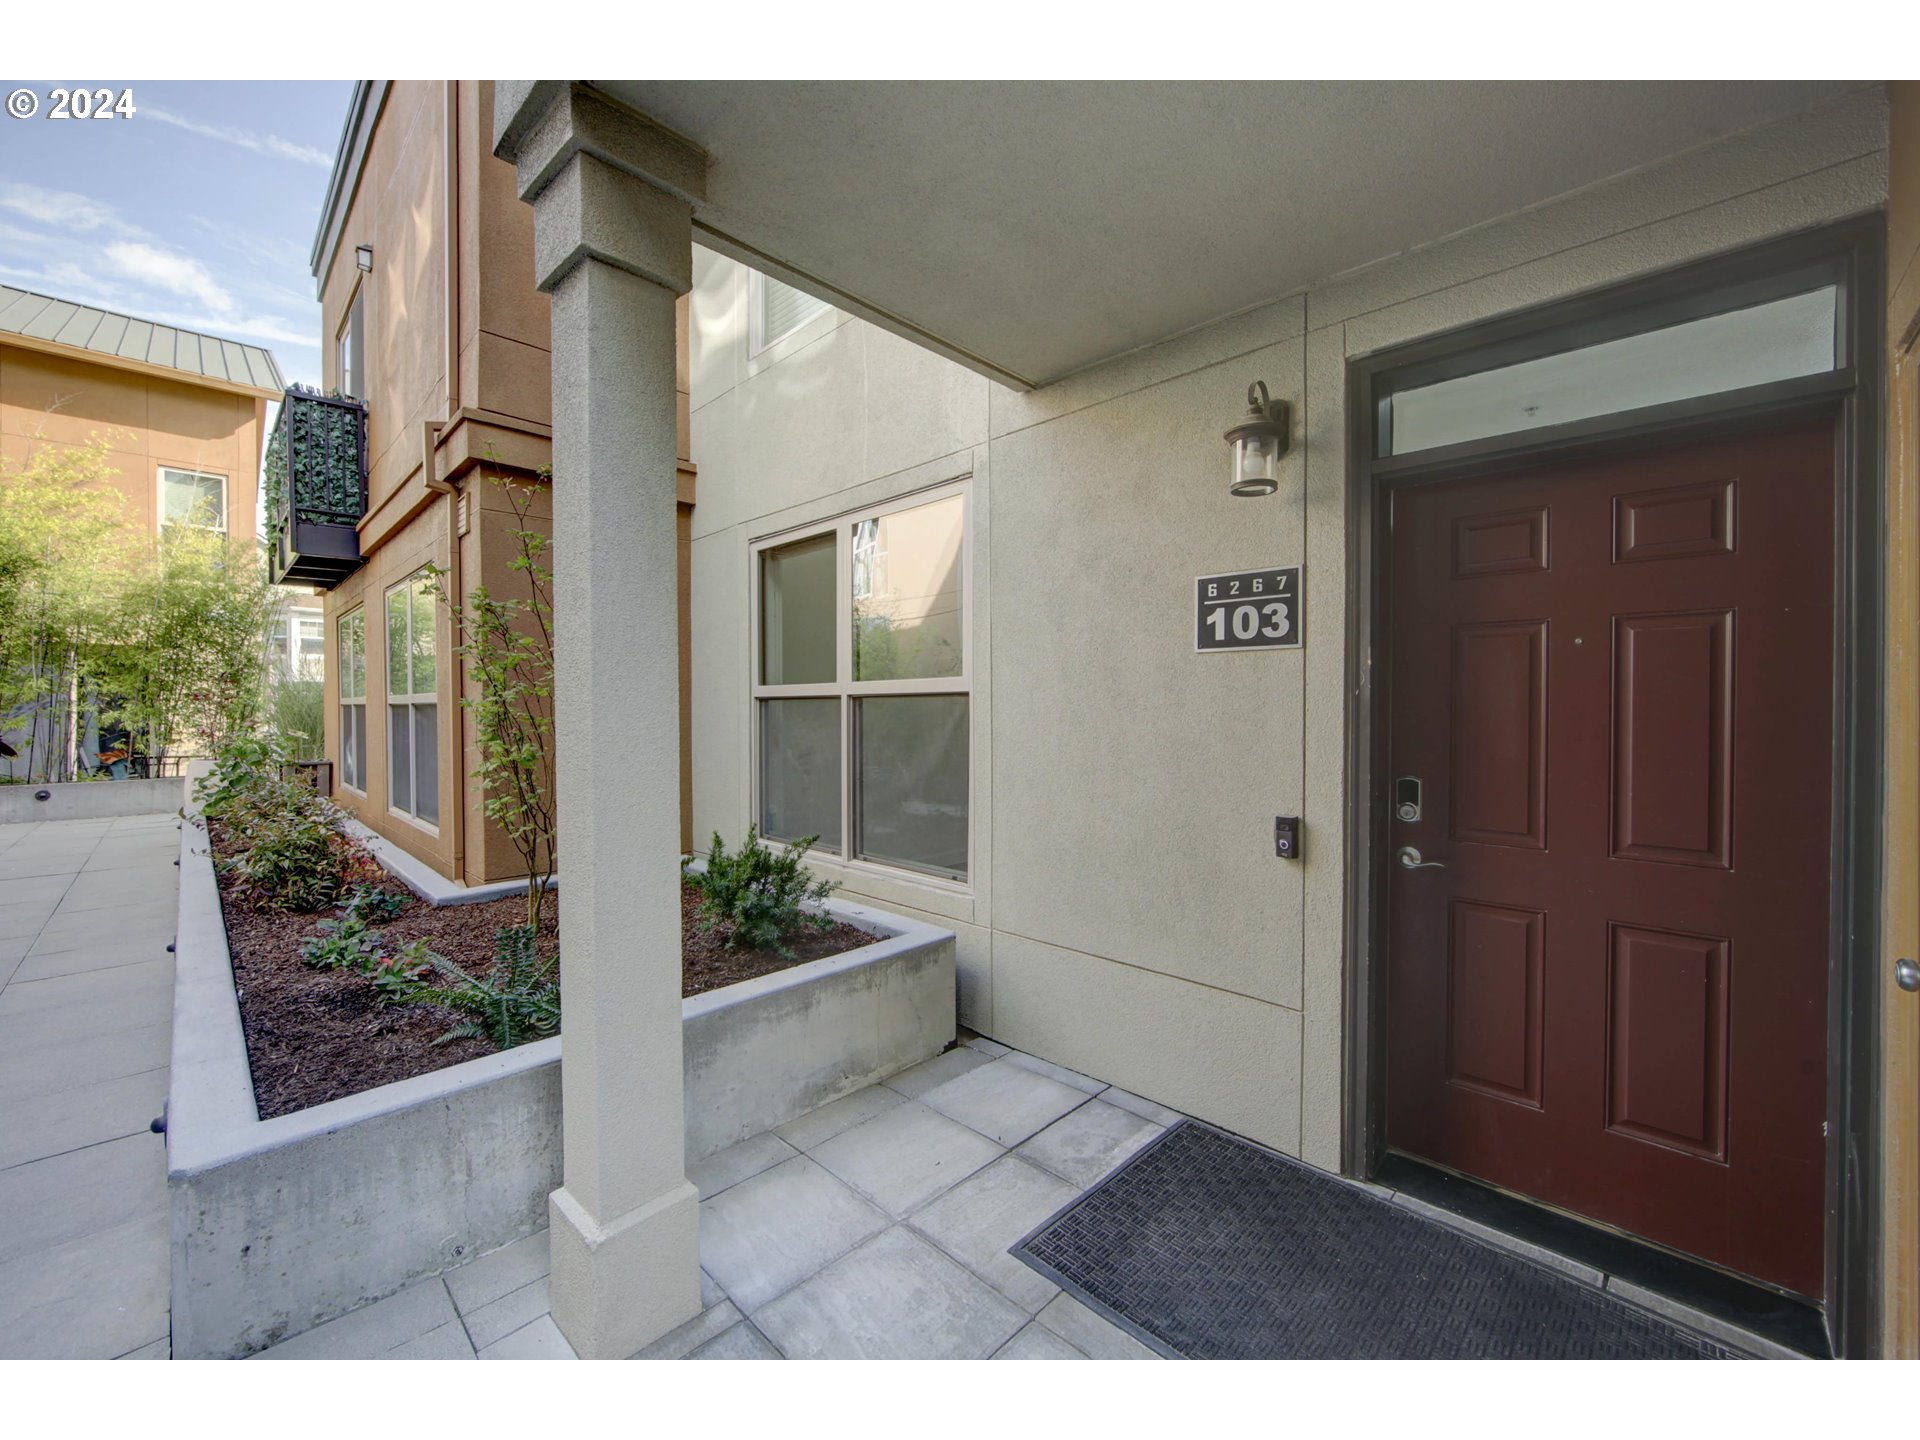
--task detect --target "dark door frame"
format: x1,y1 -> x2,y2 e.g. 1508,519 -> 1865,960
1341,214 -> 1887,1357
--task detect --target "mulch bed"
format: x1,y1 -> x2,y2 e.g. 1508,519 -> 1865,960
205,819 -> 872,1118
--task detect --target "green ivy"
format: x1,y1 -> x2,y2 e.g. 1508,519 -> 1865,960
266,386 -> 366,529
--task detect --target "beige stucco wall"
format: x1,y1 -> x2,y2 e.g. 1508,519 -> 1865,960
0,340 -> 264,543
688,85 -> 1889,1163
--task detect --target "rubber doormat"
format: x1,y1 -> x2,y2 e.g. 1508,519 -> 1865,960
1011,1120 -> 1735,1359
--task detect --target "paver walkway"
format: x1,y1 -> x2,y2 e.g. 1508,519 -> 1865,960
255,1035 -> 1185,1360
0,811 -> 180,1360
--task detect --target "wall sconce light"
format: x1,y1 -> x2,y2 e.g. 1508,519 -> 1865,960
1225,380 -> 1291,497
355,244 -> 374,272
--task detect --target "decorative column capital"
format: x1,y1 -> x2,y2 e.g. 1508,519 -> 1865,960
492,81 -> 708,296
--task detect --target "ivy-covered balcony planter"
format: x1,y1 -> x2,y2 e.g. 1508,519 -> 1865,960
265,385 -> 368,589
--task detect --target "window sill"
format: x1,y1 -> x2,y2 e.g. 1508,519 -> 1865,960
765,845 -> 975,924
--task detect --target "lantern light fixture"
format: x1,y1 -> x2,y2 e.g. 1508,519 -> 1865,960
355,244 -> 374,272
1225,380 -> 1291,497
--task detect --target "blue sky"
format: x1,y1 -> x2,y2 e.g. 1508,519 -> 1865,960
0,80 -> 353,387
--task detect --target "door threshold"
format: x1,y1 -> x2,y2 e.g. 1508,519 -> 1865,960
1374,1154 -> 1831,1359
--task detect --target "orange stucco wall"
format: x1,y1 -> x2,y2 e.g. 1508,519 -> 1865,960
0,338 -> 264,542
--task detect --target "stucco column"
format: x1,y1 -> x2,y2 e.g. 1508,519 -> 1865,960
493,81 -> 707,1360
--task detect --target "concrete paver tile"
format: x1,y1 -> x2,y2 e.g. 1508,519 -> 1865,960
920,1058 -> 1093,1147
773,1085 -> 904,1152
688,1132 -> 800,1199
0,1131 -> 165,1266
477,1314 -> 576,1359
631,1301 -> 743,1359
250,1279 -> 458,1360
461,1277 -> 552,1351
0,1212 -> 169,1360
755,1226 -> 1027,1360
909,1155 -> 1078,1312
993,1322 -> 1088,1359
0,1065 -> 166,1170
688,1321 -> 782,1359
882,1046 -> 994,1099
444,1229 -> 551,1316
810,1101 -> 1003,1218
698,1156 -> 890,1312
1014,1098 -> 1163,1190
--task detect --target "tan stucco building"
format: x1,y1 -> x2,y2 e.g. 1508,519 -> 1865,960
300,80 -> 695,886
297,78 -> 1918,1359
0,288 -> 280,542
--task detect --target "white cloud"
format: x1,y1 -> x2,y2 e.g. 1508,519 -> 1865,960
144,106 -> 332,168
103,241 -> 235,316
0,183 -> 142,236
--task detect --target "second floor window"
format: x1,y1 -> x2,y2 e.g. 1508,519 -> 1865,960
339,609 -> 366,792
750,271 -> 832,356
386,571 -> 438,827
159,467 -> 227,532
338,283 -> 366,401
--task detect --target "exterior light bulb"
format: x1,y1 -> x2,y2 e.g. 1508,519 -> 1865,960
1224,380 -> 1291,498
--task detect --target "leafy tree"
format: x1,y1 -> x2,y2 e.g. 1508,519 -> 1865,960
428,472 -> 556,929
95,508 -> 280,770
0,437 -> 133,782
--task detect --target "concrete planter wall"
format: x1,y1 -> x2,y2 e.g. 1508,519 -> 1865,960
0,776 -> 183,824
166,818 -> 955,1358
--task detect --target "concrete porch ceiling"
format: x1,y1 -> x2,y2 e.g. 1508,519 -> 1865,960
597,80 -> 1865,388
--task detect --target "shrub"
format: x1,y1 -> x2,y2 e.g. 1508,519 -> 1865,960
391,924 -> 560,1049
371,939 -> 436,1004
299,911 -> 384,971
343,884 -> 406,924
194,735 -> 285,819
685,825 -> 837,959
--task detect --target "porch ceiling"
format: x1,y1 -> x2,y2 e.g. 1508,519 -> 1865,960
595,80 -> 1865,389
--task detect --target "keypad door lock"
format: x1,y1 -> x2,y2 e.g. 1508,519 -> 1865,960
1395,776 -> 1422,823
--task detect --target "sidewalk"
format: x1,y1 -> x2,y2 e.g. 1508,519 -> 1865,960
0,811 -> 181,1360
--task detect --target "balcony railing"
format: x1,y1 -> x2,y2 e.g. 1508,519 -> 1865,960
265,385 -> 369,589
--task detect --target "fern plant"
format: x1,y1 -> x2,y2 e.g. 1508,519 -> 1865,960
397,924 -> 560,1049
685,825 -> 837,959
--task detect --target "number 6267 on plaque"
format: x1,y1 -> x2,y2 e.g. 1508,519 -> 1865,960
1195,566 -> 1303,652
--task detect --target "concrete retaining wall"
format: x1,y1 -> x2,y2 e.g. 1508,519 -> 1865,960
0,777 -> 184,824
166,815 -> 954,1358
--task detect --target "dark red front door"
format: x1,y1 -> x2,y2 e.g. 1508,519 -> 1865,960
1384,421 -> 1835,1297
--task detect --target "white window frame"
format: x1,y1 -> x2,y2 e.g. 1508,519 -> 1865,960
748,269 -> 834,357
294,614 -> 325,681
384,571 -> 440,832
338,608 -> 367,795
748,478 -> 972,890
157,466 -> 228,533
338,279 -> 366,401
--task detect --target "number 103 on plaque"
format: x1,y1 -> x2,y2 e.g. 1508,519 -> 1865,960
1195,566 -> 1302,652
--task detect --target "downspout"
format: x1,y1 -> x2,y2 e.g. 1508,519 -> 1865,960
430,80 -> 467,883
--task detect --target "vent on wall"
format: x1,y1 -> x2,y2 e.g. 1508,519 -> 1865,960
751,271 -> 833,356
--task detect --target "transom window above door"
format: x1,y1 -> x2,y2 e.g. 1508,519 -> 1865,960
752,484 -> 969,883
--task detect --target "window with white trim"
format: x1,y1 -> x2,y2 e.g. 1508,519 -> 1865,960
338,282 -> 366,401
338,609 -> 367,792
750,270 -> 832,356
385,572 -> 438,826
159,467 -> 227,532
753,485 -> 969,882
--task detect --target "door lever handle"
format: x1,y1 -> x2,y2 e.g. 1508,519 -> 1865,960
1396,846 -> 1446,870
1897,958 -> 1920,993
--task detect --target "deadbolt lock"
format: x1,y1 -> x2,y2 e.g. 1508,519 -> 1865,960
1395,776 -> 1422,824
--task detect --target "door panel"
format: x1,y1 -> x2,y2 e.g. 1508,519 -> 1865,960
1385,421 -> 1834,1297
